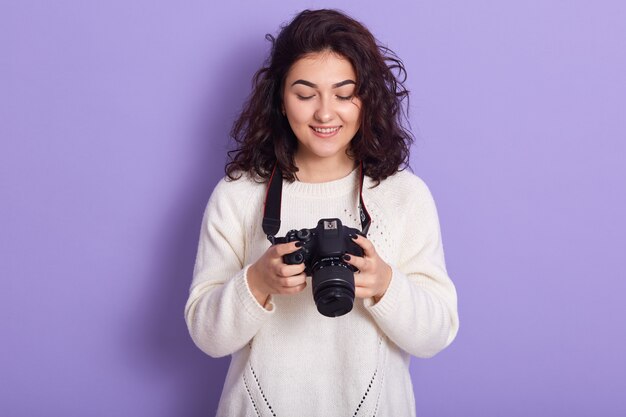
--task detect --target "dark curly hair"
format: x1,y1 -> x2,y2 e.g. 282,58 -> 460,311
225,9 -> 413,183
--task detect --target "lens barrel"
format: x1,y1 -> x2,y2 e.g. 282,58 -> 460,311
312,259 -> 355,317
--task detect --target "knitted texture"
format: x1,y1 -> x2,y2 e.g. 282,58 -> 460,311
185,168 -> 459,417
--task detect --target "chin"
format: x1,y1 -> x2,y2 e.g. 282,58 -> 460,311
310,147 -> 347,160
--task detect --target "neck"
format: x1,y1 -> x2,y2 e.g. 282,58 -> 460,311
294,154 -> 357,183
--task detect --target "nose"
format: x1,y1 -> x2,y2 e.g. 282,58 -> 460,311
314,97 -> 333,123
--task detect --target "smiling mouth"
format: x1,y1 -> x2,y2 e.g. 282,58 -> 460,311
311,126 -> 341,134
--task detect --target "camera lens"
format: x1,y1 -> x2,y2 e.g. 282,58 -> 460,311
311,259 -> 355,317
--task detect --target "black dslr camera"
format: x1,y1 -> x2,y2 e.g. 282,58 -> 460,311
273,218 -> 364,317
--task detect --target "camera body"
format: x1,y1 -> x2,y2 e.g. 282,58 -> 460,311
273,218 -> 364,317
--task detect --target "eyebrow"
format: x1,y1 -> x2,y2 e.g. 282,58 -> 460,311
291,79 -> 356,89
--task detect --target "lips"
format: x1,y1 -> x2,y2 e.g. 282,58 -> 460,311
310,126 -> 341,137
312,126 -> 340,133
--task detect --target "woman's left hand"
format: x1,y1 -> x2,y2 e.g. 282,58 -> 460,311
343,234 -> 392,303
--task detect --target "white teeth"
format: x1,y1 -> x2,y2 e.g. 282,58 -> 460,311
313,127 -> 340,134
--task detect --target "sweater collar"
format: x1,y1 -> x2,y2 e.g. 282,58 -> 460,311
282,167 -> 359,198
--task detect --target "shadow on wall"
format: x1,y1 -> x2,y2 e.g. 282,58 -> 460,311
126,36 -> 270,417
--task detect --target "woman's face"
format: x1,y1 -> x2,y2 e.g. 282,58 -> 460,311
282,51 -> 362,167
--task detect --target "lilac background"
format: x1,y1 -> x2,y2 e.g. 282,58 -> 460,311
2,0 -> 625,416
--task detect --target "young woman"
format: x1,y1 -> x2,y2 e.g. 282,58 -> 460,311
185,9 -> 459,416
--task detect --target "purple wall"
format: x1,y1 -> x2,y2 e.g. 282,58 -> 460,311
2,1 -> 625,416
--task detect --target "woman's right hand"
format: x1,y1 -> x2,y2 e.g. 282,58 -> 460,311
246,242 -> 307,308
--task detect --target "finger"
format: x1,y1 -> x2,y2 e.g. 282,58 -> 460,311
273,241 -> 302,257
353,271 -> 372,288
342,254 -> 367,272
354,286 -> 375,299
276,263 -> 306,277
278,274 -> 307,288
351,234 -> 376,257
279,282 -> 307,294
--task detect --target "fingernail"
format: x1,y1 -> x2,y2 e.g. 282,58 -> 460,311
343,255 -> 351,261
295,242 -> 303,247
349,233 -> 357,239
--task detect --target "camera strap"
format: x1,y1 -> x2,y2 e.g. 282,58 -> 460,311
262,161 -> 371,243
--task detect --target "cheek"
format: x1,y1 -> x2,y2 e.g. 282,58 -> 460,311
284,98 -> 311,125
339,103 -> 362,125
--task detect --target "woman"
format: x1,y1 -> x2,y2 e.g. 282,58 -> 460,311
185,9 -> 459,416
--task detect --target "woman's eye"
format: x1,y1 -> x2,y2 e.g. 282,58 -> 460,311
297,94 -> 314,100
337,95 -> 354,101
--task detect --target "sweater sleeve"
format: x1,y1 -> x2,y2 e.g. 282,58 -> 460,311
184,178 -> 274,358
363,176 -> 459,358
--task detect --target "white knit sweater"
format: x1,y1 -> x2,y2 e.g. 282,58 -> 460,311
185,168 -> 459,417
